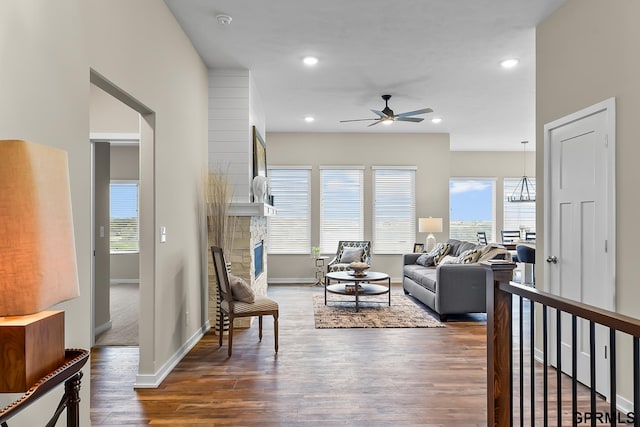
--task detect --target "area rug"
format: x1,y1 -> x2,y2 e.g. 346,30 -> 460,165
313,293 -> 444,329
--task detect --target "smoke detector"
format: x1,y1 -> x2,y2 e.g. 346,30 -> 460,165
216,14 -> 232,25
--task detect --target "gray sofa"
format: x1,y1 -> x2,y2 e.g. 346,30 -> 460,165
402,239 -> 508,321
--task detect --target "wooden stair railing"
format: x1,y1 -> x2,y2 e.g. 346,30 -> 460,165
484,262 -> 640,426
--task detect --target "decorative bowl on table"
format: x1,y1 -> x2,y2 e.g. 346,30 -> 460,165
348,262 -> 370,277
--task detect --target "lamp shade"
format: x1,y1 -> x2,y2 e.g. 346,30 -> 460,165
418,217 -> 443,233
0,140 -> 80,316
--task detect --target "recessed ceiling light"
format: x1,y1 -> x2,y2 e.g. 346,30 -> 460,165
304,116 -> 315,123
303,56 -> 319,66
500,58 -> 519,69
431,117 -> 443,124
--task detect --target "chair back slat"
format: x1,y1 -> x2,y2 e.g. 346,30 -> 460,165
211,246 -> 233,303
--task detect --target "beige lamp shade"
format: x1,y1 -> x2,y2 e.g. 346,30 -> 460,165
0,140 -> 80,316
418,217 -> 443,233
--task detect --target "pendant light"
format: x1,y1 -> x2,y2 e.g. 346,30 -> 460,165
508,141 -> 535,203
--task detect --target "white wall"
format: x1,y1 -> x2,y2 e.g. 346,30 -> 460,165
537,0 -> 640,409
0,0 -> 209,423
88,0 -> 209,385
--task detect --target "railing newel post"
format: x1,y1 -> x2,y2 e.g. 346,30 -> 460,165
484,261 -> 517,427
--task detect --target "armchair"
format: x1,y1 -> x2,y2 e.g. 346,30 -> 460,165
326,240 -> 371,273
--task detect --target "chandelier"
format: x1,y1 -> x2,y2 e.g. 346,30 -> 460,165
508,141 -> 536,203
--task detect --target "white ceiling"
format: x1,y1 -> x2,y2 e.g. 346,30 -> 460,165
164,0 -> 565,151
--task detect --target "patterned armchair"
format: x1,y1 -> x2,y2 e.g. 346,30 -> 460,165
326,240 -> 372,273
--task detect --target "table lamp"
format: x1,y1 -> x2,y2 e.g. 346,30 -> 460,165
419,217 -> 443,252
0,140 -> 80,392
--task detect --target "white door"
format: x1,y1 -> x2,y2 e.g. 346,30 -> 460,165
544,98 -> 615,398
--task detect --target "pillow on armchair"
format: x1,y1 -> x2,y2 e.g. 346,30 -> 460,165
340,247 -> 364,263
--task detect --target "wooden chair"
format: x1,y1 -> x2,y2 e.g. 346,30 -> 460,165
476,231 -> 488,245
211,246 -> 279,357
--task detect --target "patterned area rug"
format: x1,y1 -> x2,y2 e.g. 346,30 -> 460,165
313,293 -> 444,328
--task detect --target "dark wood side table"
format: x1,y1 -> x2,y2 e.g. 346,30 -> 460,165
0,349 -> 89,427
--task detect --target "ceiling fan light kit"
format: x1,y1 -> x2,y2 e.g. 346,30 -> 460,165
340,94 -> 433,127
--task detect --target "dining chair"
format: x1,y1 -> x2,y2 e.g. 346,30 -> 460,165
525,231 -> 536,241
501,230 -> 521,243
211,246 -> 279,357
476,231 -> 488,245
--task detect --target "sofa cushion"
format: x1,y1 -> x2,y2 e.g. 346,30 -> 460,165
403,264 -> 437,293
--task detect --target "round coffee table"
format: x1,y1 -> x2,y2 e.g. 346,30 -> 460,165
324,271 -> 391,312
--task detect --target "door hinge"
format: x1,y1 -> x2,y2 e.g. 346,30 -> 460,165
604,134 -> 608,147
605,345 -> 608,359
605,240 -> 608,253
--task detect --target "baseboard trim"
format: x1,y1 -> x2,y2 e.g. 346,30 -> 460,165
94,320 -> 112,336
134,320 -> 210,389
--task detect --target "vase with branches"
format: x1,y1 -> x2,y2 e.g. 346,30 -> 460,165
205,168 -> 237,333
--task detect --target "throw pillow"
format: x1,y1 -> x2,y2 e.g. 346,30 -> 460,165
416,253 -> 435,267
340,247 -> 364,263
430,242 -> 451,265
228,274 -> 255,303
478,244 -> 511,262
458,248 -> 482,264
438,254 -> 459,265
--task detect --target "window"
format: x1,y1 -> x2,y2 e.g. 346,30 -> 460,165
319,167 -> 364,253
503,177 -> 536,234
267,167 -> 311,254
449,178 -> 496,242
110,181 -> 139,253
372,167 -> 416,254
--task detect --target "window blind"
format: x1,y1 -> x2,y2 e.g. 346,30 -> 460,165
319,168 -> 364,253
110,182 -> 139,253
372,168 -> 416,254
267,168 -> 311,254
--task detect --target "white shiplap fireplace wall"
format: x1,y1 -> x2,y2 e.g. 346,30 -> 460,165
208,68 -> 271,329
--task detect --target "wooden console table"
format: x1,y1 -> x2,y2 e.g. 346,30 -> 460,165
0,349 -> 89,427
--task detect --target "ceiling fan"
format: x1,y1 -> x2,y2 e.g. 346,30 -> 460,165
340,94 -> 433,127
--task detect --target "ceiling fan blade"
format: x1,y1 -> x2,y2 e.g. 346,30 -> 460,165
339,118 -> 378,123
370,109 -> 386,118
395,108 -> 433,118
395,117 -> 424,123
367,120 -> 383,127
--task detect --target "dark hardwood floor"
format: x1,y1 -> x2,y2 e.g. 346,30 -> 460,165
90,284 -> 611,426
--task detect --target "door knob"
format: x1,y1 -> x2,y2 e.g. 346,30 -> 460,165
546,256 -> 558,264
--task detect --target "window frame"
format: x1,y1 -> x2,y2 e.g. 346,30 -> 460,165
110,180 -> 140,254
266,166 -> 312,255
319,166 -> 364,254
372,166 -> 416,254
449,177 -> 496,242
